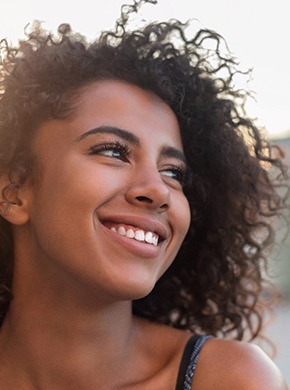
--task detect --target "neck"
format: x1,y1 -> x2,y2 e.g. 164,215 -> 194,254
0,278 -> 138,389
0,226 -> 150,389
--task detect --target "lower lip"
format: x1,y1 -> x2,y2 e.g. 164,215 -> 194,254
101,224 -> 165,259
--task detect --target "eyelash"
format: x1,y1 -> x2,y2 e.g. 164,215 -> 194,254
88,140 -> 187,185
160,166 -> 187,185
89,141 -> 130,161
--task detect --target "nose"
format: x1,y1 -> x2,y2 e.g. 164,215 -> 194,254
125,170 -> 171,212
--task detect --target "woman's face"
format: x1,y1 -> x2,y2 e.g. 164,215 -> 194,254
23,80 -> 191,301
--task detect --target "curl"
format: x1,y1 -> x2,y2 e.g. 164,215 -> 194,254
0,0 -> 289,339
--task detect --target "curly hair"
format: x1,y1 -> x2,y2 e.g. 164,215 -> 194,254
0,0 -> 288,340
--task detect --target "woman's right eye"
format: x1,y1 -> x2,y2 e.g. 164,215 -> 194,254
88,141 -> 130,162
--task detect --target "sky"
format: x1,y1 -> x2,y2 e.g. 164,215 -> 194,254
1,0 -> 289,139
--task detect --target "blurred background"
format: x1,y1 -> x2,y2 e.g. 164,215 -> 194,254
1,0 -> 289,384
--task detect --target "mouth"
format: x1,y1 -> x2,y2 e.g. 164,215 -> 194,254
102,221 -> 166,247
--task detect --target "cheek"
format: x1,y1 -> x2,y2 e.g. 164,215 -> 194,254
156,195 -> 190,279
175,194 -> 191,240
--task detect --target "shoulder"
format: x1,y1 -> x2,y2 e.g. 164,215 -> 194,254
192,338 -> 288,390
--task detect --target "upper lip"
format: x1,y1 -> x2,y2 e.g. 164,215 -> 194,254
99,214 -> 170,241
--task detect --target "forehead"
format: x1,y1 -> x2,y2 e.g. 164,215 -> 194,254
77,79 -> 171,112
75,80 -> 181,140
33,80 -> 183,156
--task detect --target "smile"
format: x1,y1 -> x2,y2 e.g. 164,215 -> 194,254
110,226 -> 159,246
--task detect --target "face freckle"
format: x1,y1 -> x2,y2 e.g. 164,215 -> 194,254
23,80 -> 191,301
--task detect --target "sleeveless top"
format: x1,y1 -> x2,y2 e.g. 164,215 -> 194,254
175,335 -> 212,390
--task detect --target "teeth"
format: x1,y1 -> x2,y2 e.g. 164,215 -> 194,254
110,226 -> 159,246
135,230 -> 145,241
126,229 -> 135,238
145,231 -> 153,244
118,226 -> 126,236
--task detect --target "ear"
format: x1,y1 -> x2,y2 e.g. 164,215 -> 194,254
0,180 -> 31,225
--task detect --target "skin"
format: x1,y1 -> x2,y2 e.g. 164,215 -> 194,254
0,80 -> 287,389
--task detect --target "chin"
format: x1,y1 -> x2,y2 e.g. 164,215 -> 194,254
112,278 -> 157,302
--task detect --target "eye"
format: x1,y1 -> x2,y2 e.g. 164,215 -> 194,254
89,141 -> 130,162
160,166 -> 187,185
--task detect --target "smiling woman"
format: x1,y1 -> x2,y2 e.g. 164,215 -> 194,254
0,0 -> 289,389
25,80 -> 190,302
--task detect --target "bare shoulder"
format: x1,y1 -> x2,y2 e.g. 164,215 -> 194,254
193,338 -> 288,390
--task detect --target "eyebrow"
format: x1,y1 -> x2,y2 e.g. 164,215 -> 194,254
74,126 -> 140,146
75,125 -> 186,164
160,146 -> 187,164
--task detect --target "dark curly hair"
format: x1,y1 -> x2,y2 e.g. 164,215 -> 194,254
0,0 -> 288,340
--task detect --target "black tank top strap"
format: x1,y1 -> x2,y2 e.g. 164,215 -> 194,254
175,335 -> 212,390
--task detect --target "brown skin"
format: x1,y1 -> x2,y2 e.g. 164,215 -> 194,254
0,81 -> 287,389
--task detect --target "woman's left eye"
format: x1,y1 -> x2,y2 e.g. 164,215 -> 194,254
160,167 -> 186,185
88,141 -> 130,161
98,149 -> 123,158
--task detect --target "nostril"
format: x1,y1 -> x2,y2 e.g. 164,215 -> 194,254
135,196 -> 153,203
135,195 -> 169,211
126,186 -> 170,211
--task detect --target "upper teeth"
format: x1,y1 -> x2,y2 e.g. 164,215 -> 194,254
110,226 -> 159,246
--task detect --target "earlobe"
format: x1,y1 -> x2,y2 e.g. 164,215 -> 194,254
0,182 -> 31,225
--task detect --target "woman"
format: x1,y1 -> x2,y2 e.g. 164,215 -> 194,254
0,1 -> 288,388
